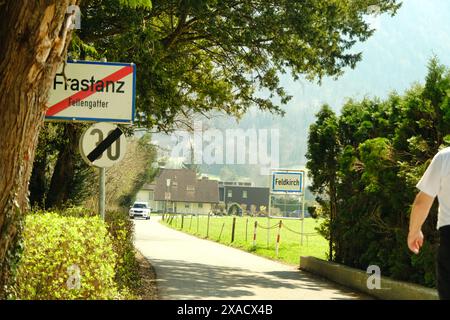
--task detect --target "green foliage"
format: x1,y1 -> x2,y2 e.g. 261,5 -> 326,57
30,126 -> 157,212
306,105 -> 340,198
29,122 -> 96,209
105,210 -> 141,292
307,58 -> 450,287
12,212 -> 120,299
305,105 -> 340,258
10,207 -> 142,299
47,206 -> 142,295
74,0 -> 400,132
55,205 -> 97,218
119,0 -> 152,9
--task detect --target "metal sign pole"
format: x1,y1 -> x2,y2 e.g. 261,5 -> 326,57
267,212 -> 270,248
99,167 -> 105,220
284,192 -> 288,217
300,174 -> 305,246
267,175 -> 272,248
300,194 -> 304,245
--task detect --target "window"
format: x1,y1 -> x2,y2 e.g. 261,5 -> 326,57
186,185 -> 195,191
242,190 -> 248,199
198,203 -> 203,208
148,191 -> 154,200
227,190 -> 233,198
185,203 -> 190,209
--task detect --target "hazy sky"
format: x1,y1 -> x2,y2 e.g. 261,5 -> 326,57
280,0 -> 450,114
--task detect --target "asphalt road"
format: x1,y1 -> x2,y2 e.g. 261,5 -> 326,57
134,217 -> 371,300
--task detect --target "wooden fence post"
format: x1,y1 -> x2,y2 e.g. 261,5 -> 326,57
275,220 -> 282,257
253,221 -> 258,247
245,218 -> 249,242
218,222 -> 226,241
197,214 -> 199,234
206,210 -> 211,238
231,216 -> 237,242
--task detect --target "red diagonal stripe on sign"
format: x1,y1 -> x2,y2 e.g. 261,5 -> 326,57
46,65 -> 133,116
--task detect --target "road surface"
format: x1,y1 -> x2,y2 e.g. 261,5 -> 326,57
134,217 -> 371,300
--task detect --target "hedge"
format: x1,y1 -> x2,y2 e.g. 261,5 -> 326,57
105,210 -> 141,292
12,212 -> 121,299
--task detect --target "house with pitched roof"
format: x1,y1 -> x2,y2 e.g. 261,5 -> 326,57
135,168 -> 219,215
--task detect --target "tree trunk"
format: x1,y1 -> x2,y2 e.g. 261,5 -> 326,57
329,182 -> 337,262
0,0 -> 76,298
46,124 -> 81,208
29,150 -> 48,208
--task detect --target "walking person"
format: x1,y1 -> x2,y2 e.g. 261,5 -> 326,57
408,147 -> 450,300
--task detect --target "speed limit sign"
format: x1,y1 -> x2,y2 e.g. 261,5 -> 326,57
79,122 -> 127,168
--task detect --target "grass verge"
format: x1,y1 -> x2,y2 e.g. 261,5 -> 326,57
161,214 -> 328,265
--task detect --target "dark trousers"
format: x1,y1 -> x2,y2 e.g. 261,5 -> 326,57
438,225 -> 450,300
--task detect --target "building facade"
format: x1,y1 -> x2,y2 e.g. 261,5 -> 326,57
136,168 -> 219,215
219,185 -> 270,214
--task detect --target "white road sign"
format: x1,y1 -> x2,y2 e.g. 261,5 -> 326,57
271,170 -> 304,193
79,122 -> 127,168
45,60 -> 136,123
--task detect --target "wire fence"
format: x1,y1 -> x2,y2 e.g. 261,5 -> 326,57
161,213 -> 325,259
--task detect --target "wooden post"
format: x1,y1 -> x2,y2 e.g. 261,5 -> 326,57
275,220 -> 282,257
181,213 -> 184,230
206,210 -> 211,238
245,218 -> 248,242
196,214 -> 199,234
99,168 -> 105,220
218,222 -> 225,241
253,221 -> 258,247
231,216 -> 237,243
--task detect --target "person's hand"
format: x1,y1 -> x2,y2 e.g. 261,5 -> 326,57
408,230 -> 424,254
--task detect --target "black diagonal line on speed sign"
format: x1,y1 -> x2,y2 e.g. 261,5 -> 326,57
87,128 -> 123,162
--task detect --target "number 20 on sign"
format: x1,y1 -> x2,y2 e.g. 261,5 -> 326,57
79,122 -> 127,168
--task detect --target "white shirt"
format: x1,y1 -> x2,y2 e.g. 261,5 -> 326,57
416,147 -> 450,229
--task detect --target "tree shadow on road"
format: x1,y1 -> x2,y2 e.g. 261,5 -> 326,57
151,259 -> 369,300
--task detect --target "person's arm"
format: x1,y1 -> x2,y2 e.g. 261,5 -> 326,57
408,191 -> 435,254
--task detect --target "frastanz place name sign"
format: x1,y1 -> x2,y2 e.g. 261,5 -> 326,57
45,60 -> 136,123
271,170 -> 304,193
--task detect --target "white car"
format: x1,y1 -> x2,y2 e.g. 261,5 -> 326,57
129,202 -> 151,220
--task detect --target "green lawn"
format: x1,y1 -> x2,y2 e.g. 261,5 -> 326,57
160,214 -> 329,265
